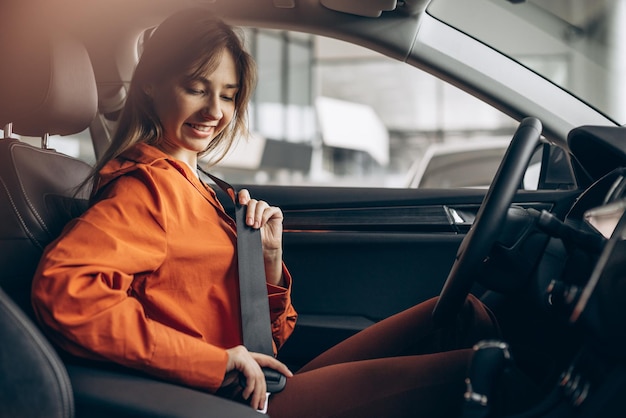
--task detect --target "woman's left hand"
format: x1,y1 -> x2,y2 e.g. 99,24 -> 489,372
237,190 -> 285,286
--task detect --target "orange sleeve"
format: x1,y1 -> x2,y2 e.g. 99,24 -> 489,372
267,266 -> 298,352
31,171 -> 228,392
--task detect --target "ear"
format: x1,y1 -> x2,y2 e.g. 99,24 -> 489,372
143,84 -> 153,97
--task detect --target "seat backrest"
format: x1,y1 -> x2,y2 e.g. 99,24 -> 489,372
0,30 -> 99,418
0,32 -> 96,314
0,139 -> 92,313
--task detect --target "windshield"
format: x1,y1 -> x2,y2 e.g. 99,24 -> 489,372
428,0 -> 626,125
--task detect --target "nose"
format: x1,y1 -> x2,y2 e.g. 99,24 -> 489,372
201,94 -> 223,120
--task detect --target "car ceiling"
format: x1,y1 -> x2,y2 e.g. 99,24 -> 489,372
3,0 -> 429,108
2,0 -> 615,144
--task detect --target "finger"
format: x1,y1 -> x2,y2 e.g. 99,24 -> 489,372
252,375 -> 267,410
242,370 -> 266,410
251,353 -> 293,377
252,201 -> 272,228
246,200 -> 272,229
237,189 -> 251,206
245,199 -> 261,228
260,206 -> 283,227
240,368 -> 256,401
268,360 -> 293,378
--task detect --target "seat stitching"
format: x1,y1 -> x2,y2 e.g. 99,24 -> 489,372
0,176 -> 44,251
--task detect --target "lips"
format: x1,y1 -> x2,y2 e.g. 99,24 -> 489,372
186,123 -> 214,132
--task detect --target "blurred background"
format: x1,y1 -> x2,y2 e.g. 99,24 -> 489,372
23,0 -> 626,189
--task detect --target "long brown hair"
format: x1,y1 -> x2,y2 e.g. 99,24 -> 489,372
87,9 -> 256,191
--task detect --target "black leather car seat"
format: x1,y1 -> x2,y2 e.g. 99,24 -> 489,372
0,134 -> 92,314
0,29 -> 263,418
0,31 -> 96,312
0,286 -> 76,418
0,32 -> 97,418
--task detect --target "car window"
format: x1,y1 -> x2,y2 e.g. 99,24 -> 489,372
210,30 -> 530,189
32,29 -> 550,191
428,0 -> 626,126
405,140 -> 510,189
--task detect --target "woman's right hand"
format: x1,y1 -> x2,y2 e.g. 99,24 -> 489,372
223,345 -> 292,410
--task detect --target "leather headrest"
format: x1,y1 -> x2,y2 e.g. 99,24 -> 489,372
0,34 -> 98,137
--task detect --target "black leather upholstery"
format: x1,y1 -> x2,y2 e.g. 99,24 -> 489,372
0,32 -> 96,316
0,138 -> 91,315
0,286 -> 74,418
0,35 -> 97,136
0,30 -> 98,418
66,364 -> 264,418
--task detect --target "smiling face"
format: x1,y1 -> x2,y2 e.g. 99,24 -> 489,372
148,49 -> 239,169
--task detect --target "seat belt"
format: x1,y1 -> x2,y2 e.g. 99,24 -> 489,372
200,170 -> 286,394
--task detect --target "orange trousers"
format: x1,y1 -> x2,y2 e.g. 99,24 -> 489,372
268,295 -> 499,418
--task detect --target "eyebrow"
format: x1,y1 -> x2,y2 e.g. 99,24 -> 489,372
194,76 -> 239,90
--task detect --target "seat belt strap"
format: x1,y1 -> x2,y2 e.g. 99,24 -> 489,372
200,170 -> 286,393
233,194 -> 276,356
202,171 -> 274,355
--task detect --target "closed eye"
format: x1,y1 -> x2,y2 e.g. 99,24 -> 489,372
187,88 -> 205,96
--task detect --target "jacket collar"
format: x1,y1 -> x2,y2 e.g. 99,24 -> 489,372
95,143 -> 200,194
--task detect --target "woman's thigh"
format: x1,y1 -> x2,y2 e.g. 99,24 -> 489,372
269,349 -> 473,418
298,294 -> 498,373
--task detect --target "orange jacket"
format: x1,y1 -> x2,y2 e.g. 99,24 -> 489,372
31,143 -> 297,392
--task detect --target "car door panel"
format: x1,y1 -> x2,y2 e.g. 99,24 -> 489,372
219,186 -> 579,366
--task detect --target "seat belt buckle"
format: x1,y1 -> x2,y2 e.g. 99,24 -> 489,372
263,367 -> 287,393
239,367 -> 285,414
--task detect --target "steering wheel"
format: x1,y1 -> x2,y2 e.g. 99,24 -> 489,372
432,117 -> 543,326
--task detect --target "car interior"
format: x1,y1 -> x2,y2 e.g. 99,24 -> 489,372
1,0 -> 626,417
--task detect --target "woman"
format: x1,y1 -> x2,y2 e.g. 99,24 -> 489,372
32,9 -> 499,417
